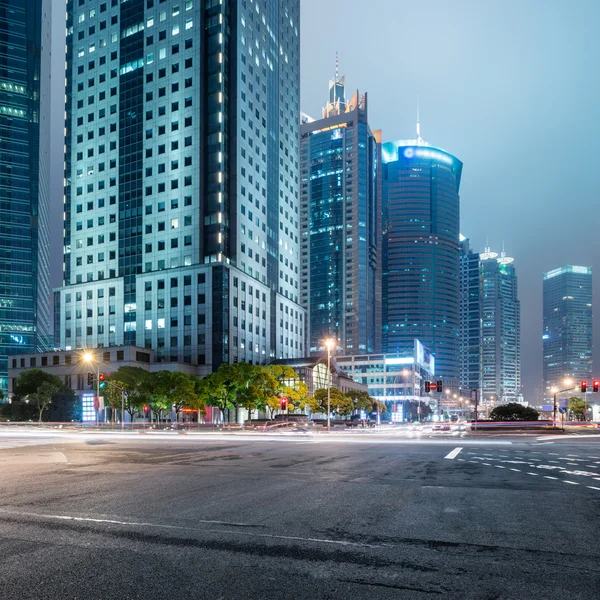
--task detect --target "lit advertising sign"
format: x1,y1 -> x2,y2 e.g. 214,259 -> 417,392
403,146 -> 453,165
415,339 -> 435,375
82,394 -> 95,422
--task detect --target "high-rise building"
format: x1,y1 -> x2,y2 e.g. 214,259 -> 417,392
0,0 -> 52,393
459,236 -> 481,393
56,0 -> 304,372
382,135 -> 462,387
300,72 -> 381,355
543,265 -> 592,397
480,246 -> 521,404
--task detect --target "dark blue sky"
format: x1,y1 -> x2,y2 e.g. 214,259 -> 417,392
49,0 -> 600,400
301,0 -> 600,400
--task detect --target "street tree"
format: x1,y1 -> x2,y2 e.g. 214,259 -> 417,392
108,367 -> 150,423
13,369 -> 65,422
310,387 -> 353,417
197,369 -> 235,423
237,364 -> 272,420
263,365 -> 308,414
489,402 -> 539,421
568,396 -> 587,420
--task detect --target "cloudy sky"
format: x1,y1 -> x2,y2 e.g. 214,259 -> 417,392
49,0 -> 600,400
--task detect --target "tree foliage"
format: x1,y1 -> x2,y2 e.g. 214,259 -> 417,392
568,396 -> 587,420
12,369 -> 66,422
489,402 -> 539,421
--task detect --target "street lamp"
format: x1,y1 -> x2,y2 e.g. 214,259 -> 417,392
81,350 -> 100,426
324,338 -> 335,431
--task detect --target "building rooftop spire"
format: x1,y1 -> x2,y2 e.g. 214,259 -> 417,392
416,93 -> 424,146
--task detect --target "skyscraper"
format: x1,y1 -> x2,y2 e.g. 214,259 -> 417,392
0,0 -> 52,393
459,236 -> 481,393
382,136 -> 462,386
543,265 -> 592,397
480,246 -> 521,404
300,71 -> 381,355
56,0 -> 304,372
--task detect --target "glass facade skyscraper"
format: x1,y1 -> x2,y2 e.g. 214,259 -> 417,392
56,0 -> 304,372
459,236 -> 481,393
480,247 -> 521,404
543,265 -> 592,397
0,0 -> 52,393
382,139 -> 462,386
300,74 -> 381,355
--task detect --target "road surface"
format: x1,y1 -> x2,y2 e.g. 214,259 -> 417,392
0,431 -> 599,599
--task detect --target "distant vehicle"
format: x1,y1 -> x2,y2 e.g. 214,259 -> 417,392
432,423 -> 451,432
263,421 -> 313,434
345,414 -> 375,428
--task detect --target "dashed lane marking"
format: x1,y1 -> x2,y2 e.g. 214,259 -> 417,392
444,447 -> 463,460
527,473 -> 539,476
544,476 -> 558,480
564,481 -> 579,485
509,468 -> 521,472
588,486 -> 600,491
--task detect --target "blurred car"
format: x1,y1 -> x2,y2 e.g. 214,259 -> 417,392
263,421 -> 313,434
431,423 -> 451,432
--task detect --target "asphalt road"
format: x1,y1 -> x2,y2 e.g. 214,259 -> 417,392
0,432 -> 599,599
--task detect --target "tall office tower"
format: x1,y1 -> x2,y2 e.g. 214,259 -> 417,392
382,135 -> 462,386
480,246 -> 521,404
56,0 -> 304,372
0,0 -> 52,393
299,72 -> 381,355
543,265 -> 592,397
459,236 -> 481,393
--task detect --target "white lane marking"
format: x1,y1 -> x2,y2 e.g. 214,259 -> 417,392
509,468 -> 521,472
588,486 -> 600,491
527,472 -> 539,476
0,510 -> 383,549
549,453 -> 559,455
482,463 -> 491,466
495,465 -> 505,469
567,463 -> 578,466
564,481 -> 579,485
457,458 -> 465,462
444,447 -> 463,460
544,476 -> 558,480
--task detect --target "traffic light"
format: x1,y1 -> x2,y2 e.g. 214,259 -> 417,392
594,381 -> 599,393
425,381 -> 431,393
581,381 -> 588,393
98,373 -> 106,389
436,380 -> 443,393
280,398 -> 287,411
87,372 -> 94,386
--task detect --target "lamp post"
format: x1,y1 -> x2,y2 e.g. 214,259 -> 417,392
552,378 -> 574,430
324,338 -> 335,431
81,350 -> 100,426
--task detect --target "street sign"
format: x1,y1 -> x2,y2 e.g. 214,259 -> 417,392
558,407 -> 567,414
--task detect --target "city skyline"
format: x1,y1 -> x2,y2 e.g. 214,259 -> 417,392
299,0 -> 600,400
39,0 -> 600,400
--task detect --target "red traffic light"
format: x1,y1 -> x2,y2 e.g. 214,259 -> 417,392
99,373 -> 106,381
581,381 -> 587,393
594,381 -> 599,393
143,405 -> 149,412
